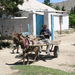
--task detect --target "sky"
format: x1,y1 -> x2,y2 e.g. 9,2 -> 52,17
37,0 -> 66,3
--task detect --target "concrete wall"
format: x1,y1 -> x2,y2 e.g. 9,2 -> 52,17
0,18 -> 29,36
44,12 -> 69,32
54,15 -> 69,31
62,15 -> 69,30
0,12 -> 69,36
44,12 -> 52,31
0,12 -> 36,36
54,16 -> 60,31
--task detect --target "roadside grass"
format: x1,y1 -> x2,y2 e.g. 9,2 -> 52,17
11,65 -> 75,75
70,65 -> 75,67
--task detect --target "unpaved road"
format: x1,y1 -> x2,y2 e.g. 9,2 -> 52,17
0,32 -> 75,75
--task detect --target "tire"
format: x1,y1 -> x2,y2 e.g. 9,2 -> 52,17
54,46 -> 59,58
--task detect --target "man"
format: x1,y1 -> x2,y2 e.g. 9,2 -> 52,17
40,25 -> 52,55
40,25 -> 51,39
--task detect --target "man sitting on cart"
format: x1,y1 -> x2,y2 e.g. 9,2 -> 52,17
40,25 -> 51,39
40,25 -> 52,55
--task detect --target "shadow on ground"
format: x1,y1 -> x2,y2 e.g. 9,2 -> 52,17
6,54 -> 57,65
15,53 -> 56,61
72,43 -> 75,46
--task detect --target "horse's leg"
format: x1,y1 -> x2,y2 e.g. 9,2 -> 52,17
23,53 -> 26,65
22,49 -> 29,65
16,45 -> 19,53
21,49 -> 25,65
26,53 -> 29,65
12,45 -> 16,54
33,47 -> 39,62
22,51 -> 25,65
25,49 -> 30,65
18,49 -> 25,64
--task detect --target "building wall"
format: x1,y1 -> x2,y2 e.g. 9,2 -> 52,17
44,12 -> 48,26
54,15 -> 69,31
28,13 -> 35,35
0,13 -> 69,36
54,16 -> 60,31
0,12 -> 36,36
0,18 -> 29,36
62,15 -> 69,30
44,12 -> 52,31
44,13 -> 69,31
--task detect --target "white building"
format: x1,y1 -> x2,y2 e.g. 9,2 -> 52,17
0,0 -> 69,40
18,0 -> 69,40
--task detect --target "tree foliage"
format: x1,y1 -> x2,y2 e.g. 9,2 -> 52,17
55,6 -> 60,10
44,0 -> 52,6
69,14 -> 75,28
69,6 -> 75,28
70,7 -> 74,14
0,0 -> 24,17
70,6 -> 75,14
61,6 -> 65,11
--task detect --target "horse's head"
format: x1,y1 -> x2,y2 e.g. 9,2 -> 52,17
16,33 -> 21,39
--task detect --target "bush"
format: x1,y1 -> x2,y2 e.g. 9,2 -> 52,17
0,41 -> 11,48
0,33 -> 12,40
0,42 -> 2,49
69,14 -> 75,28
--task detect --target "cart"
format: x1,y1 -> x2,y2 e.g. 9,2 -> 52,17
29,40 -> 61,58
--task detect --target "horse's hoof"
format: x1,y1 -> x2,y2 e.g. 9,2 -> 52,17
27,62 -> 29,65
16,52 -> 19,53
23,61 -> 26,65
11,52 -> 14,54
23,63 -> 25,65
33,60 -> 36,63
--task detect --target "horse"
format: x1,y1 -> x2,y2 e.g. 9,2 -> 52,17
16,34 -> 39,64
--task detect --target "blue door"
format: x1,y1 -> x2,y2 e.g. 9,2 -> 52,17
36,14 -> 44,35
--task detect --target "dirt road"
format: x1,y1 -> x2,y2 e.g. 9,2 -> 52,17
31,32 -> 75,72
0,32 -> 75,75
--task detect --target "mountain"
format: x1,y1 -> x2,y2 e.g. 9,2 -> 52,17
52,0 -> 75,11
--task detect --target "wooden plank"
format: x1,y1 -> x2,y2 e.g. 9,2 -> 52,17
29,44 -> 48,46
50,40 -> 61,45
29,40 -> 61,47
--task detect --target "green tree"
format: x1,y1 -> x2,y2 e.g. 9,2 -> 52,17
0,0 -> 24,17
73,6 -> 75,14
44,0 -> 52,6
70,7 -> 74,14
69,6 -> 75,28
61,6 -> 65,11
55,6 -> 60,10
69,14 -> 75,28
0,8 -> 3,17
70,6 -> 75,14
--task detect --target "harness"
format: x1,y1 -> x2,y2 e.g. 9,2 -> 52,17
22,38 -> 30,49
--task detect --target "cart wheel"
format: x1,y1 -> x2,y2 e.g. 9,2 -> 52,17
54,46 -> 59,58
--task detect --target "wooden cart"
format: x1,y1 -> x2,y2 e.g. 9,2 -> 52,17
29,40 -> 61,58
